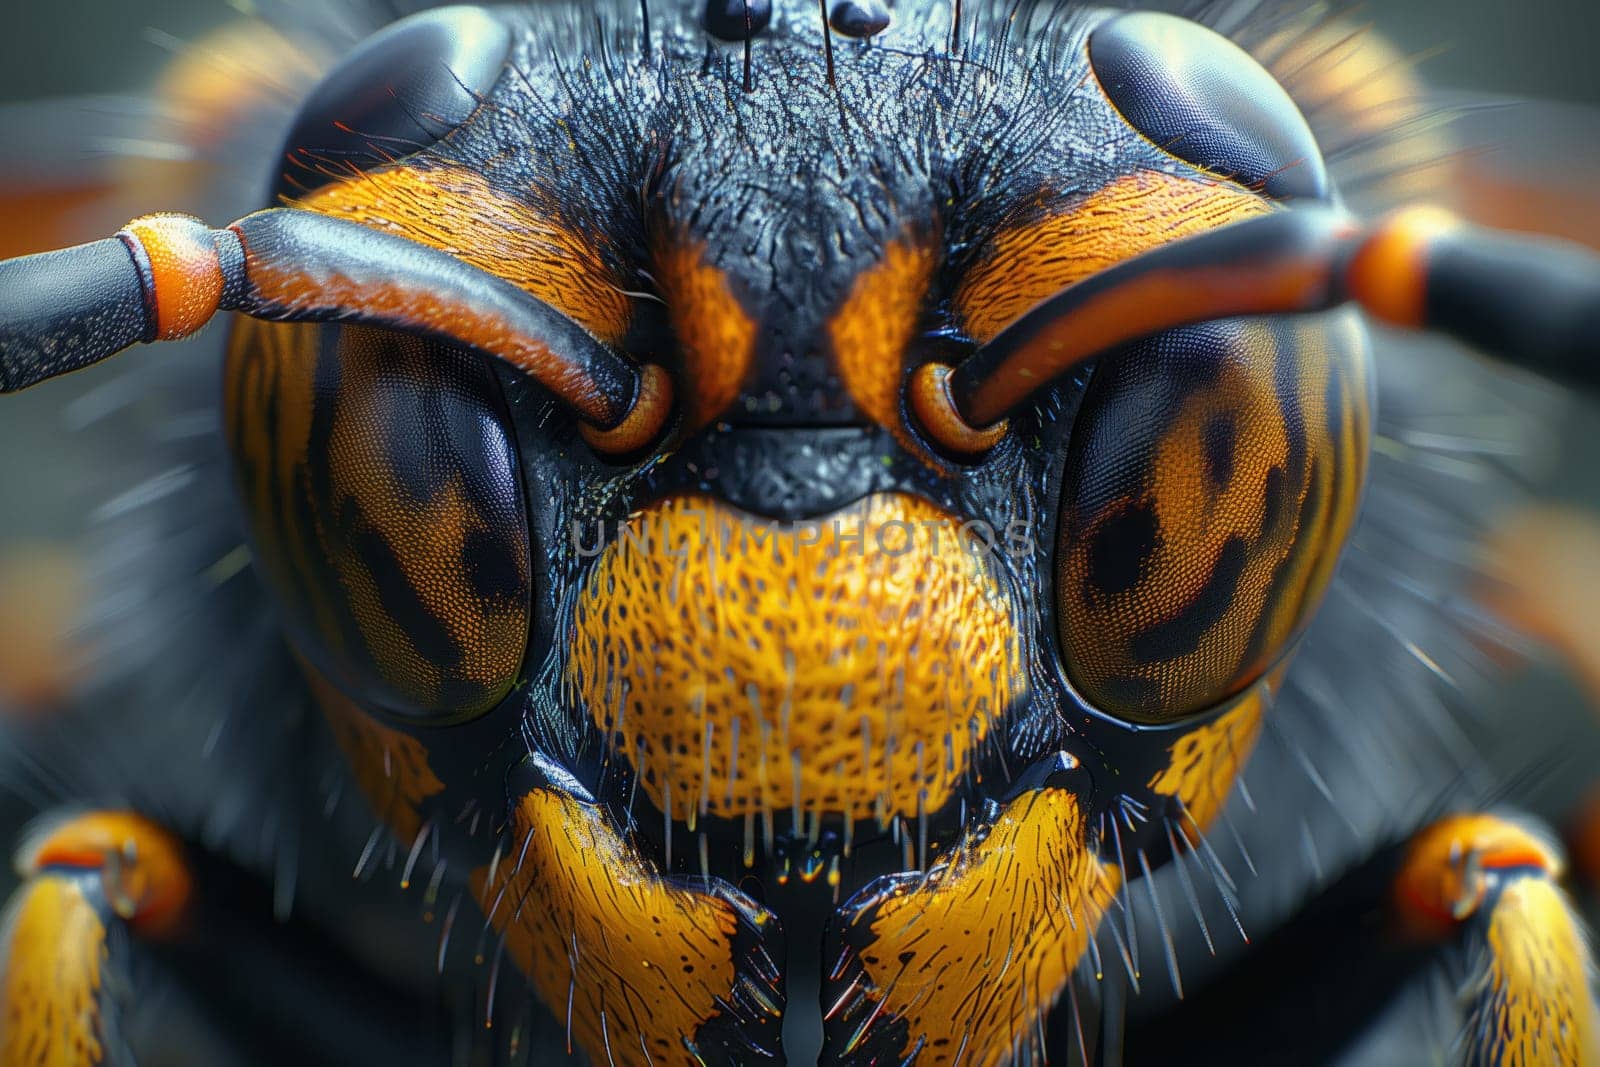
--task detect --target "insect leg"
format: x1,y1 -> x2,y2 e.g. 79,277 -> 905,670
1393,813 -> 1599,1066
0,812 -> 190,1066
0,808 -> 460,1066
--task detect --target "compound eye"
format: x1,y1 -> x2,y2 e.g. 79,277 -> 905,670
1088,12 -> 1328,201
1054,318 -> 1370,723
274,5 -> 511,200
226,323 -> 532,722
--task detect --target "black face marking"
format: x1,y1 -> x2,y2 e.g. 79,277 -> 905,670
1088,11 -> 1329,200
1129,534 -> 1249,663
463,529 -> 528,605
1203,412 -> 1237,487
1087,503 -> 1159,597
273,6 -> 512,200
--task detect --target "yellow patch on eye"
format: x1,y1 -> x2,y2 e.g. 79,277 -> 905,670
567,493 -> 1022,825
472,782 -> 772,1065
829,788 -> 1120,1065
308,669 -> 445,845
955,171 -> 1270,344
295,165 -> 633,344
831,239 -> 939,433
0,878 -> 108,1066
651,238 -> 758,430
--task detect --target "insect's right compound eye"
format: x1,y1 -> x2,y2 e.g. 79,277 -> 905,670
273,5 -> 512,200
224,322 -> 533,723
1053,316 -> 1371,724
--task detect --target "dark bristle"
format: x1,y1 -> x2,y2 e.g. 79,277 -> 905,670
829,0 -> 891,38
819,0 -> 837,86
704,0 -> 773,42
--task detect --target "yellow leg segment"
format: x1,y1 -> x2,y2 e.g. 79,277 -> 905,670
1,812 -> 190,1067
1395,814 -> 1600,1066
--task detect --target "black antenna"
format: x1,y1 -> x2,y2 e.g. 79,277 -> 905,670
952,0 -> 963,51
639,0 -> 652,58
820,0 -> 837,87
743,0 -> 754,92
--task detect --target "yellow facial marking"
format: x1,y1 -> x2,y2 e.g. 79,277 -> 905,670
830,788 -> 1120,1064
308,669 -> 445,844
1146,683 -> 1269,833
955,171 -> 1270,344
473,781 -> 776,1065
567,493 -> 1022,824
1,878 -> 108,1066
295,165 -> 632,344
831,239 -> 938,432
651,238 -> 758,430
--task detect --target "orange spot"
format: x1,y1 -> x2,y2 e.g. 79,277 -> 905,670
954,171 -> 1270,344
18,813 -> 191,938
0,543 -> 84,711
296,166 -> 632,345
1570,787 -> 1600,891
1393,813 -> 1561,938
567,493 -> 1022,823
651,238 -> 757,430
1475,505 -> 1600,705
0,183 -> 117,258
830,239 -> 938,433
1255,18 -> 1454,204
580,363 -> 675,456
906,362 -> 1008,458
120,213 -> 223,340
1345,205 -> 1460,329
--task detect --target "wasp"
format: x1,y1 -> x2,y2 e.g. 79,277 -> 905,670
1,0 -> 1599,1063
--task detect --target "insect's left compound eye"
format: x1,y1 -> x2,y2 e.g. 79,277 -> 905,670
1088,11 -> 1328,201
225,323 -> 532,722
1054,318 -> 1370,723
